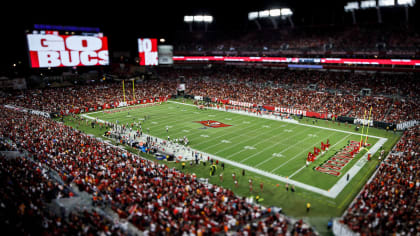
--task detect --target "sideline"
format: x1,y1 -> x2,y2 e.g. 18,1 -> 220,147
168,101 -> 384,139
82,102 -> 388,199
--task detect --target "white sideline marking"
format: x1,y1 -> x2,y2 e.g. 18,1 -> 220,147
200,134 -> 209,138
244,146 -> 256,150
83,102 -> 388,198
288,134 -> 352,179
167,101 -> 384,139
221,140 -> 231,143
327,137 -> 387,198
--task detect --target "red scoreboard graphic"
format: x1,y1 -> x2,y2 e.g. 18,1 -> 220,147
138,38 -> 158,66
26,33 -> 109,68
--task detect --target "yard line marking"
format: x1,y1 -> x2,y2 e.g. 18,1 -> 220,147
200,119 -> 277,151
269,131 -> 337,173
328,137 -> 387,198
251,129 -> 326,167
238,127 -> 312,164
288,166 -> 306,179
288,134 -> 352,179
134,104 -> 253,138
212,122 -> 291,155
167,101 -> 384,139
133,106 -> 250,137
177,116 -> 266,145
81,111 -> 388,199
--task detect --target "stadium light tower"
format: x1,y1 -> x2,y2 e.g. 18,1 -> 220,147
184,14 -> 213,32
344,2 -> 359,24
184,16 -> 194,32
248,11 -> 262,30
398,0 -> 416,23
248,8 -> 294,29
280,8 -> 294,28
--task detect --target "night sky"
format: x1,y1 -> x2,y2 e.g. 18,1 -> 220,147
1,0 -> 418,73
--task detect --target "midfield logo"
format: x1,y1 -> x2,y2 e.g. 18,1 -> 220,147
195,120 -> 232,128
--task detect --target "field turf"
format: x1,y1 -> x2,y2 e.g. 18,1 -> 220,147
63,99 -> 401,235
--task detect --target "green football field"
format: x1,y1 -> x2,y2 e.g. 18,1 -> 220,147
66,99 -> 401,235
87,101 -> 379,191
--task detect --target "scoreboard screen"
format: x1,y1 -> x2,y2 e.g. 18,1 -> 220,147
138,38 -> 158,66
26,32 -> 109,68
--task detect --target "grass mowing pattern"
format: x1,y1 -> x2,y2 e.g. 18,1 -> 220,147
89,101 -> 377,190
64,99 -> 401,235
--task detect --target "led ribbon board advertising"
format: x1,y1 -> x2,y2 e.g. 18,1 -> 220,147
173,56 -> 420,66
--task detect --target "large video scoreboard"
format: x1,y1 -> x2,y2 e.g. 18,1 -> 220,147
26,31 -> 109,68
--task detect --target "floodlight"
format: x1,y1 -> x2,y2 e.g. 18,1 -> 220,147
248,11 -> 258,20
280,8 -> 293,16
184,16 -> 193,22
269,9 -> 281,17
194,15 -> 204,22
397,0 -> 415,6
344,2 -> 359,12
259,10 -> 270,18
379,0 -> 395,6
361,0 -> 376,8
203,15 -> 213,22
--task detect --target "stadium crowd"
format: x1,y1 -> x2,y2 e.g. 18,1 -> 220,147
1,65 -> 418,234
0,106 -> 316,235
342,125 -> 420,235
158,67 -> 419,124
2,67 -> 419,125
0,155 -> 123,235
1,79 -> 175,114
174,26 -> 420,57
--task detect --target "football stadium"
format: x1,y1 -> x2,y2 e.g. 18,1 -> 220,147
1,1 -> 419,235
